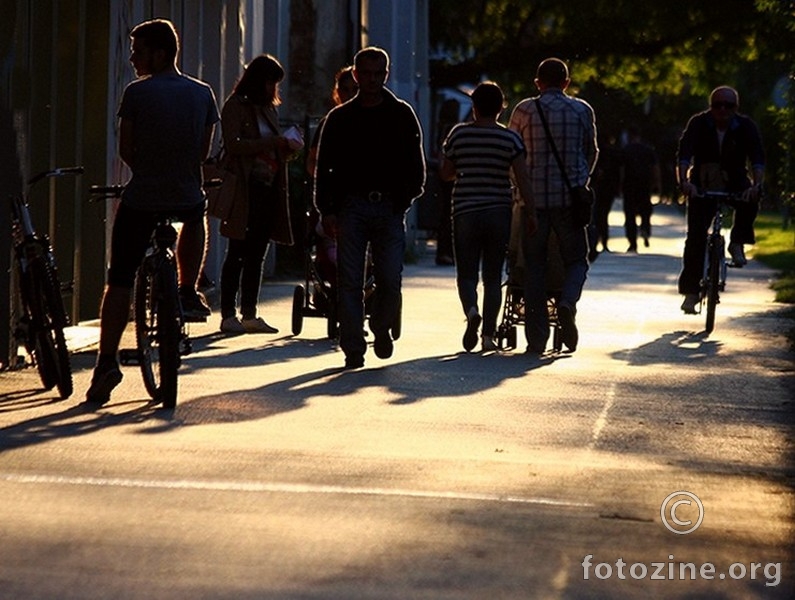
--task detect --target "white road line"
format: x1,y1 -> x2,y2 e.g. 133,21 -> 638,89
1,472 -> 592,508
587,321 -> 646,450
588,388 -> 615,450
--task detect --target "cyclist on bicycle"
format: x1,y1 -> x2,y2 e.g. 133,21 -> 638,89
676,85 -> 765,314
86,19 -> 219,405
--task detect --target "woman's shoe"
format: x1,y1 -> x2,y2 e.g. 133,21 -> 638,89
220,316 -> 246,333
242,317 -> 279,334
462,307 -> 481,352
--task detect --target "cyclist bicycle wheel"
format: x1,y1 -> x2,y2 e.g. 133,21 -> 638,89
134,259 -> 180,408
704,237 -> 722,334
25,255 -> 73,398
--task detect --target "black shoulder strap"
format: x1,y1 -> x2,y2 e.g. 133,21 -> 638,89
534,98 -> 573,191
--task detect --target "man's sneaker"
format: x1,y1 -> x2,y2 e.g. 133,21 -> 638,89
85,362 -> 123,405
344,354 -> 365,370
220,316 -> 247,333
481,335 -> 498,352
463,307 -> 482,352
728,242 -> 747,267
241,317 -> 278,334
373,331 -> 393,359
557,304 -> 579,352
680,293 -> 699,314
180,288 -> 211,320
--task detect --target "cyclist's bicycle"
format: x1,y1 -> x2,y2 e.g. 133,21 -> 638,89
696,190 -> 745,334
10,166 -> 84,398
90,185 -> 210,409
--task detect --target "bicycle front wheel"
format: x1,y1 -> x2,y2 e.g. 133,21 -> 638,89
134,260 -> 180,408
704,238 -> 722,333
25,256 -> 73,398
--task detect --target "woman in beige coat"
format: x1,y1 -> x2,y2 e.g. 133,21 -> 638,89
218,54 -> 294,334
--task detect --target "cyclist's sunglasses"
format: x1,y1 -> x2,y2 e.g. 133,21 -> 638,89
711,101 -> 737,110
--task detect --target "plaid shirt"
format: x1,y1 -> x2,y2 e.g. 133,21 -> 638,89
508,89 -> 598,209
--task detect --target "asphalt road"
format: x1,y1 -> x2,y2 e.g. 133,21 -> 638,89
1,203 -> 793,599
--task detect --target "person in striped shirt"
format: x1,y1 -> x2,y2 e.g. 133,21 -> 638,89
441,81 -> 537,353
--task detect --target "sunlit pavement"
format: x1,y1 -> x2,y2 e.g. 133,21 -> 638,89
1,202 -> 793,599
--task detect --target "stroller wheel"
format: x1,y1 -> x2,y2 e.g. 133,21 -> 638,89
292,285 -> 305,335
326,300 -> 339,340
552,324 -> 563,352
507,326 -> 517,350
390,293 -> 402,341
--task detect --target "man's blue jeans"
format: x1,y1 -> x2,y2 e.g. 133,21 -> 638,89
336,196 -> 406,359
453,206 -> 511,337
521,207 -> 589,350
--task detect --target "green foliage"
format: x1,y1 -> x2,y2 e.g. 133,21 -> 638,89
753,211 -> 795,303
430,0 -> 795,202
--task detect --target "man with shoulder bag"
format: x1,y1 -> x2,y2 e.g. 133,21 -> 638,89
508,57 -> 598,354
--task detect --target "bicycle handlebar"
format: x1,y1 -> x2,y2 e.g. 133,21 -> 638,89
90,180 -> 220,200
27,166 -> 84,187
89,184 -> 125,199
693,190 -> 745,202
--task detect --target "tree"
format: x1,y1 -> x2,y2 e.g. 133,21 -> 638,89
430,0 -> 795,198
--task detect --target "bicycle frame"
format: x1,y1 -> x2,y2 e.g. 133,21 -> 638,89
89,184 -> 200,409
696,190 -> 741,333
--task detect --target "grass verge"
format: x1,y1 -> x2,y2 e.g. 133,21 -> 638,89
752,211 -> 795,349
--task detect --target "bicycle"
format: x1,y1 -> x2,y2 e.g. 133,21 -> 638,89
10,166 -> 84,399
89,185 -> 212,408
695,190 -> 745,334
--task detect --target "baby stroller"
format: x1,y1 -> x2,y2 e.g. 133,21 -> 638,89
291,209 -> 401,341
291,208 -> 341,339
495,204 -> 564,352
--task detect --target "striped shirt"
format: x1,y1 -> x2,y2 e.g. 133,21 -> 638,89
442,122 -> 525,217
508,89 -> 598,209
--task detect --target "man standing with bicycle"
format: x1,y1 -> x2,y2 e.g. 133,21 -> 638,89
86,19 -> 219,405
676,85 -> 765,314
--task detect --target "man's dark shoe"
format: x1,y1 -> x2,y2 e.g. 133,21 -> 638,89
179,288 -> 211,320
373,332 -> 393,359
85,362 -> 123,405
525,344 -> 546,357
557,304 -> 579,352
344,355 -> 365,370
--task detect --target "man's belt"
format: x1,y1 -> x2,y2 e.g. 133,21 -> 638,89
352,190 -> 391,203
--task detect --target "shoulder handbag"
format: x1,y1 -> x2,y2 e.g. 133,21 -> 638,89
203,146 -> 237,220
534,98 -> 593,227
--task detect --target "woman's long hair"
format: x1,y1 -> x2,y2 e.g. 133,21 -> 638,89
233,54 -> 285,106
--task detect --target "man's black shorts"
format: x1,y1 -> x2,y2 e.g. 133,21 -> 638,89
107,202 -> 205,288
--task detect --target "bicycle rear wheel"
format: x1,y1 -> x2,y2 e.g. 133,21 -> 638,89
704,238 -> 722,333
25,256 -> 73,398
134,260 -> 180,408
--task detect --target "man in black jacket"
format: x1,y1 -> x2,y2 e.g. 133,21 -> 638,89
676,86 -> 764,314
315,46 -> 426,368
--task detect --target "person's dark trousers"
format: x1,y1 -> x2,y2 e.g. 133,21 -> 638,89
593,190 -> 614,250
220,180 -> 275,320
452,206 -> 511,337
436,180 -> 454,263
336,196 -> 406,360
624,189 -> 653,247
522,207 -> 589,350
678,195 -> 758,295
